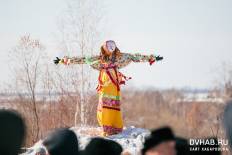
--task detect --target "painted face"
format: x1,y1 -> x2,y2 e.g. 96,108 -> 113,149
106,40 -> 116,52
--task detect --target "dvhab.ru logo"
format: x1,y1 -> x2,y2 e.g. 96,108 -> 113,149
189,138 -> 229,152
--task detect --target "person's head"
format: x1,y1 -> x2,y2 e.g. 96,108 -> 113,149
42,128 -> 79,155
223,100 -> 232,148
0,109 -> 26,155
100,40 -> 121,63
83,137 -> 123,155
142,127 -> 176,155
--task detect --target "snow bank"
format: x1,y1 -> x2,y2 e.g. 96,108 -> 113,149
22,126 -> 150,155
73,126 -> 150,154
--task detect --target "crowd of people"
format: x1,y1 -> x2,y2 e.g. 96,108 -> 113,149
1,100 -> 232,155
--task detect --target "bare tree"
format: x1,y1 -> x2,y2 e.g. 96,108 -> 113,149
9,35 -> 45,142
55,0 -> 104,126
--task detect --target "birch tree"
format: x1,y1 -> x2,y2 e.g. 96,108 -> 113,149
55,0 -> 104,125
9,35 -> 45,142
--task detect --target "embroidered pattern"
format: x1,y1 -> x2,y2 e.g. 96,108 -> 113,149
103,125 -> 123,135
100,98 -> 120,107
98,99 -> 120,111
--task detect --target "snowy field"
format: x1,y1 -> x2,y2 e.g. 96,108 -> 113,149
22,126 -> 150,155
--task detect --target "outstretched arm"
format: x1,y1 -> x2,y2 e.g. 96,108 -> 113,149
54,56 -> 102,70
116,53 -> 163,69
54,56 -> 100,65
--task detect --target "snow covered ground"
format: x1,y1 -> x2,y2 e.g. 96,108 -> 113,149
22,126 -> 150,155
73,126 -> 150,154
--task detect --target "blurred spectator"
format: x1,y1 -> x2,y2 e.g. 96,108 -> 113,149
142,126 -> 176,155
223,100 -> 232,148
42,128 -> 79,155
175,137 -> 190,155
0,109 -> 26,155
121,151 -> 132,155
83,137 -> 123,155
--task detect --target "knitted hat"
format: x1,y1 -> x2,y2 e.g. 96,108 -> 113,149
83,137 -> 122,155
0,109 -> 26,155
43,128 -> 79,155
142,127 -> 175,154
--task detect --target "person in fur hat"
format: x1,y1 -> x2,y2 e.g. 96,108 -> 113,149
0,109 -> 26,155
22,128 -> 79,155
142,127 -> 176,155
83,137 -> 122,155
42,128 -> 79,155
54,40 -> 163,136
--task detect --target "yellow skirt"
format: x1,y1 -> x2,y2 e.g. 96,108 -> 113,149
97,68 -> 123,135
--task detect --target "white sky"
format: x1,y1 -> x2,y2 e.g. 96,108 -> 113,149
0,0 -> 232,90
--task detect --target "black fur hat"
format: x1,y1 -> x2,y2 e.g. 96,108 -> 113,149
83,137 -> 122,155
142,126 -> 175,154
43,128 -> 79,155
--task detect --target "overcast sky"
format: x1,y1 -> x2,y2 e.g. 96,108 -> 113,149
0,0 -> 232,90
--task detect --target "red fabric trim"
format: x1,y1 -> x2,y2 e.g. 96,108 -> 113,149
96,71 -> 103,91
106,69 -> 120,91
113,67 -> 120,90
149,58 -> 155,65
102,106 -> 120,111
120,81 -> 125,85
97,63 -> 132,91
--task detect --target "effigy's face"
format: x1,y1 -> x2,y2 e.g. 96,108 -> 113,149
106,40 -> 116,52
